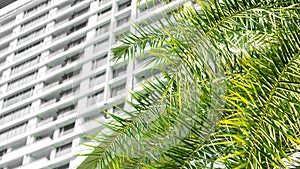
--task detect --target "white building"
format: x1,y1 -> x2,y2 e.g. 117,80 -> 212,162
0,0 -> 186,168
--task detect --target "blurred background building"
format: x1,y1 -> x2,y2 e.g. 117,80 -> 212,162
0,0 -> 186,168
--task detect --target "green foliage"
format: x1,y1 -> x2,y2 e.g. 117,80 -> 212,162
80,0 -> 300,168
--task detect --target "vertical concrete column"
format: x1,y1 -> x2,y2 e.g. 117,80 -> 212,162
74,118 -> 84,134
12,13 -> 24,49
46,21 -> 55,32
49,129 -> 60,160
77,60 -> 92,113
0,100 -> 4,109
16,11 -> 24,21
86,30 -> 96,47
104,65 -> 112,102
0,83 -> 8,94
22,154 -> 31,165
27,117 -> 38,132
34,83 -> 44,95
48,7 -> 58,18
44,36 -> 52,46
5,53 -> 15,64
2,68 -> 11,82
38,66 -> 47,79
31,100 -> 41,112
89,0 -> 99,12
77,97 -> 88,116
26,134 -> 35,145
12,25 -> 21,35
9,39 -> 18,49
41,50 -> 50,61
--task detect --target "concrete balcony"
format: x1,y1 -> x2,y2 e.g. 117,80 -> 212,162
0,137 -> 52,163
43,81 -> 60,91
37,117 -> 54,127
21,157 -> 49,169
40,98 -> 57,108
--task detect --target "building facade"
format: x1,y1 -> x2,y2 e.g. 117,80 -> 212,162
0,0 -> 186,168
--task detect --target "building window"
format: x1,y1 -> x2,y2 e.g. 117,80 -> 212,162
7,71 -> 37,91
17,26 -> 46,45
117,15 -> 130,27
57,105 -> 76,118
70,21 -> 87,34
93,39 -> 109,53
111,83 -> 126,97
97,7 -> 112,20
0,122 -> 28,142
99,0 -> 110,6
96,22 -> 110,36
92,54 -> 107,69
67,36 -> 85,49
87,90 -> 104,106
90,72 -> 106,87
118,1 -> 131,11
65,52 -> 83,65
3,88 -> 34,107
24,0 -> 49,17
73,0 -> 84,6
112,66 -> 127,78
11,56 -> 39,75
0,105 -> 31,125
59,123 -> 75,137
21,12 -> 48,30
0,16 -> 15,27
71,7 -> 89,19
14,41 -> 43,59
60,86 -> 79,100
56,142 -> 72,157
62,69 -> 81,82
55,163 -> 69,169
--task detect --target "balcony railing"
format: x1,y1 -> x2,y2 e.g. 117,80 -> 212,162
18,29 -> 45,45
57,4 -> 72,13
97,11 -> 112,21
0,47 -> 9,55
62,73 -> 80,83
0,106 -> 31,125
49,48 -> 65,58
55,147 -> 71,158
40,98 -> 56,108
0,124 -> 27,142
0,61 -> 5,67
52,33 -> 67,42
43,81 -> 60,91
13,43 -> 43,60
0,20 -> 15,28
111,88 -> 126,97
3,90 -> 33,108
90,75 -> 106,87
57,109 -> 75,119
46,64 -> 62,73
0,33 -> 12,42
21,14 -> 48,31
24,1 -> 49,18
55,18 -> 70,28
99,0 -> 111,6
37,117 -> 53,127
87,93 -> 104,106
61,90 -> 79,100
26,157 -> 49,167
